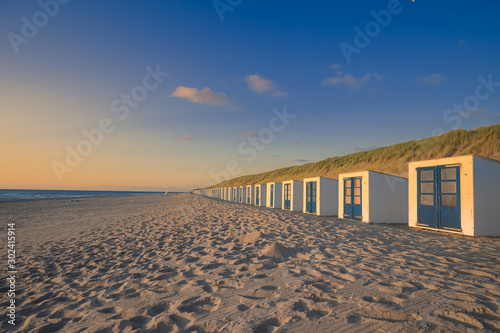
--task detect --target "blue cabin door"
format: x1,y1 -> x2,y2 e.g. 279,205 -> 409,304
343,177 -> 362,220
284,183 -> 291,209
417,165 -> 461,231
306,181 -> 317,213
270,184 -> 274,207
247,188 -> 251,204
255,187 -> 260,205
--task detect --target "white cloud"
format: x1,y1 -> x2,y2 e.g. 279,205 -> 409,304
178,134 -> 195,140
322,71 -> 381,90
271,90 -> 288,98
246,74 -> 274,93
170,86 -> 239,110
459,108 -> 488,118
293,159 -> 310,163
372,72 -> 382,81
328,63 -> 340,70
245,74 -> 287,98
418,73 -> 447,85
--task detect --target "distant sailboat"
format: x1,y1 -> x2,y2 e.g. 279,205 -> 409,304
164,188 -> 168,195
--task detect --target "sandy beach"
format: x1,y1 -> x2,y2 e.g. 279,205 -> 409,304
1,193 -> 500,332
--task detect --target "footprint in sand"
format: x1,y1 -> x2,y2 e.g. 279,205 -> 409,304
146,302 -> 170,316
177,296 -> 221,313
118,315 -> 151,330
292,300 -> 309,313
241,286 -> 279,300
252,317 -> 283,333
346,313 -> 362,323
167,313 -> 192,329
237,304 -> 250,311
361,309 -> 422,323
214,279 -> 241,289
38,321 -> 67,333
145,319 -> 175,332
97,307 -> 116,314
202,285 -> 215,293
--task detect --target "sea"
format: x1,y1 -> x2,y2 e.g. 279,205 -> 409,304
0,189 -> 163,200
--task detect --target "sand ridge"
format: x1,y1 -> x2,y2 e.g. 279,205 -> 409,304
1,193 -> 499,332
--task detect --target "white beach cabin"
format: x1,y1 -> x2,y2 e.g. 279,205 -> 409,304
338,171 -> 408,223
282,180 -> 303,211
223,187 -> 229,201
239,186 -> 246,203
303,177 -> 338,216
254,184 -> 267,207
409,155 -> 500,236
232,187 -> 239,202
266,182 -> 282,209
246,185 -> 255,205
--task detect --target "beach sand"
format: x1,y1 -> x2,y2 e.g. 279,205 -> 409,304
1,193 -> 499,332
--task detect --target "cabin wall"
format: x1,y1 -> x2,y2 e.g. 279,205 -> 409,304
255,185 -> 267,206
473,157 -> 500,236
321,178 -> 338,216
246,186 -> 255,204
368,172 -> 408,223
239,187 -> 246,203
292,181 -> 303,211
267,182 -> 282,208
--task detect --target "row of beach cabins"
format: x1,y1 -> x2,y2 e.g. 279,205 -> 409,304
193,155 -> 500,237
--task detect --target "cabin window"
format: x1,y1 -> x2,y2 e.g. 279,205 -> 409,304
440,182 -> 456,193
420,194 -> 434,206
420,182 -> 433,193
440,168 -> 456,181
420,169 -> 434,181
441,194 -> 457,207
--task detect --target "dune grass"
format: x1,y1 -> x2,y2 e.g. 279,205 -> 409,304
208,124 -> 500,188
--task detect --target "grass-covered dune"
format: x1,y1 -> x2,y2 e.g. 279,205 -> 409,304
209,124 -> 500,188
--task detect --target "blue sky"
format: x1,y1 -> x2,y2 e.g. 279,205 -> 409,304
1,0 -> 499,191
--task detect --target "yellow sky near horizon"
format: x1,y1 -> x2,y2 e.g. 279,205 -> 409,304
0,81 -> 223,191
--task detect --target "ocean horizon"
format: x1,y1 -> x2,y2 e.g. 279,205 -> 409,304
0,189 -> 166,200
